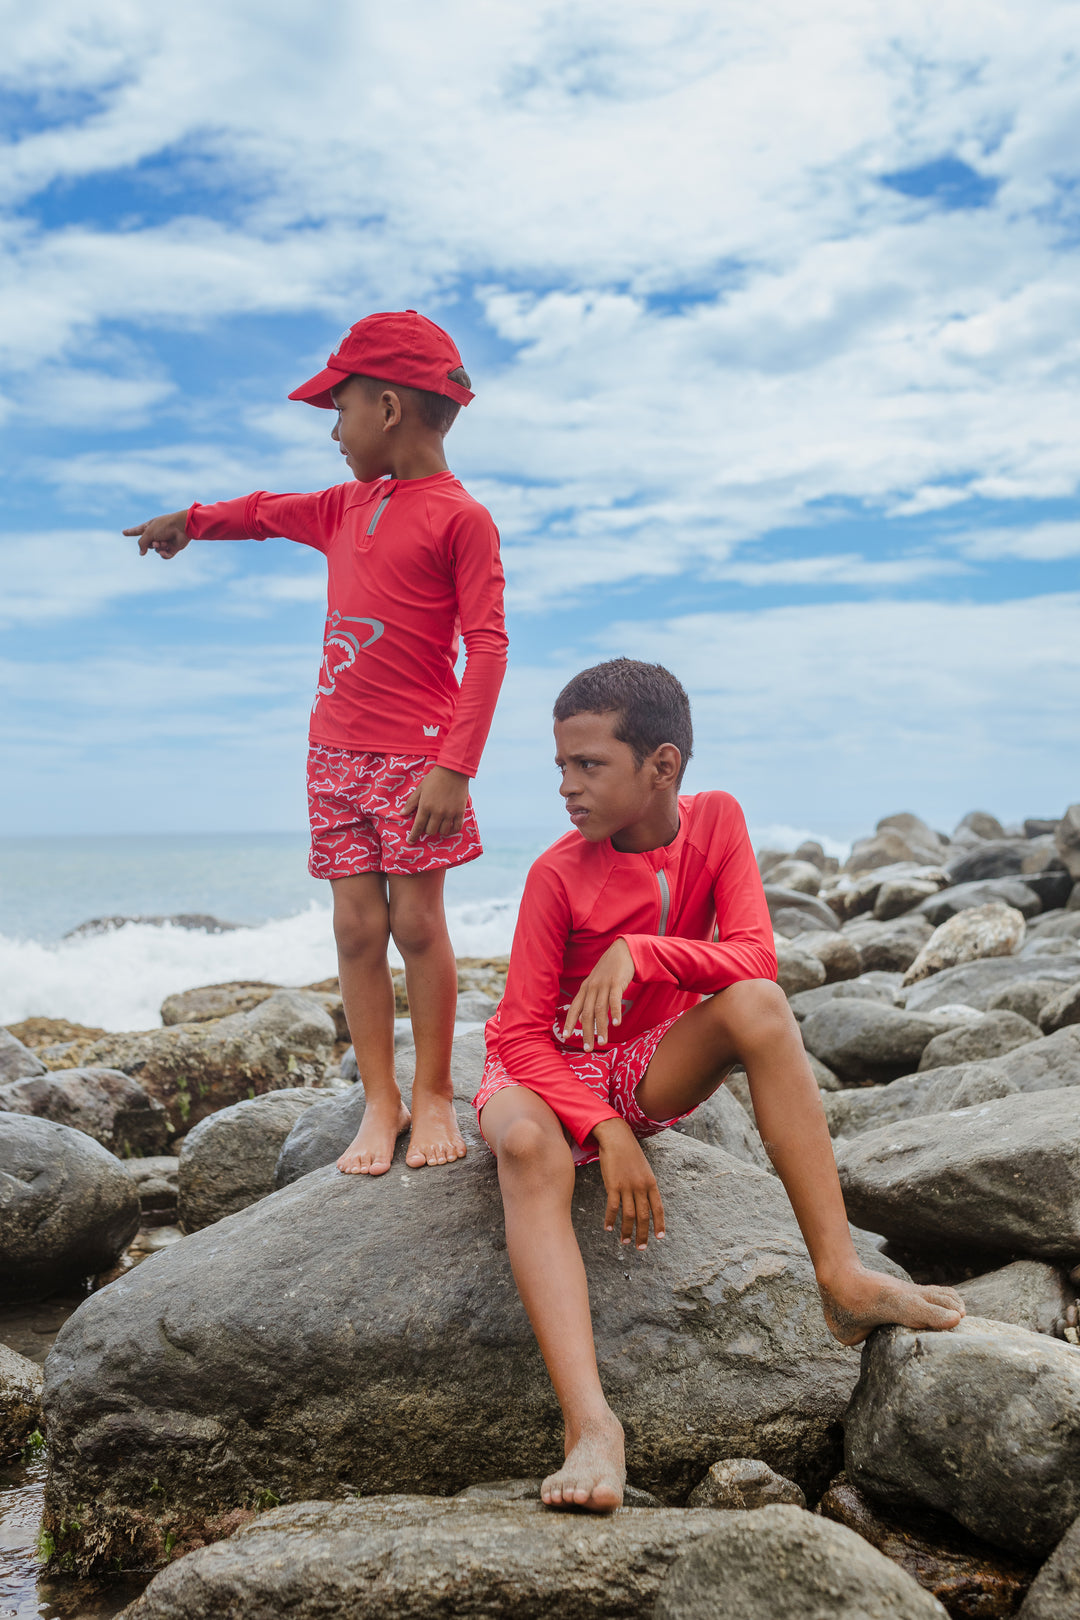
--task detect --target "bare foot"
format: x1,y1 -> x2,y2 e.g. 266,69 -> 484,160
405,1093 -> 467,1169
541,1416 -> 625,1512
820,1265 -> 966,1346
336,1096 -> 411,1176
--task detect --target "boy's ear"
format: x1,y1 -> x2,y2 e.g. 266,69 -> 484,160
651,743 -> 682,788
379,389 -> 403,431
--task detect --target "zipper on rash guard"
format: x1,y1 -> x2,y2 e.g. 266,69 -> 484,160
366,493 -> 393,536
656,869 -> 671,936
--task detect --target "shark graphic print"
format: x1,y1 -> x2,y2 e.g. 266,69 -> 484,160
312,610 -> 385,716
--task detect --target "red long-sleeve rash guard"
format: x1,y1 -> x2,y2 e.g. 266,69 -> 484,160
488,791 -> 778,1146
187,471 -> 507,777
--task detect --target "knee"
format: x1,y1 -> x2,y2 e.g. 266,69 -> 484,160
333,903 -> 389,960
389,904 -> 443,959
711,978 -> 795,1052
496,1116 -> 561,1177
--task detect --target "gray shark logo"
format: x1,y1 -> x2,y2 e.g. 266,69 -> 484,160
313,611 -> 384,708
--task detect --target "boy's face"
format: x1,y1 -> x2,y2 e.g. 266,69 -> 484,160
554,711 -> 663,844
330,377 -> 395,481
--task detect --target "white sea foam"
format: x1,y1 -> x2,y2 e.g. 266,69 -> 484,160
0,896 -> 523,1033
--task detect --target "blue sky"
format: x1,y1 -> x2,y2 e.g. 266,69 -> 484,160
2,1 -> 1079,844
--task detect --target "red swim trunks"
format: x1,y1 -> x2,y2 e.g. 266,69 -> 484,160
474,1012 -> 696,1166
307,745 -> 483,879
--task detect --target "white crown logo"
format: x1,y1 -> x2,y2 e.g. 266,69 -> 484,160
423,724 -> 440,736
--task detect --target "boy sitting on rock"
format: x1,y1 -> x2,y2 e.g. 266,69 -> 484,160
476,659 -> 964,1513
126,311 -> 507,1178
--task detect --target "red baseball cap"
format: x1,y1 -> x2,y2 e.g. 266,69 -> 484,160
288,310 -> 474,410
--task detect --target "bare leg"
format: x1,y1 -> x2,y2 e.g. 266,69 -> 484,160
635,981 -> 965,1343
482,1086 -> 625,1511
331,873 -> 410,1176
389,869 -> 466,1169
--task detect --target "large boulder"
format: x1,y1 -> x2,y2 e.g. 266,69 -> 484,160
0,1115 -> 141,1300
41,1133 -> 899,1573
957,1259 -> 1073,1336
835,1087 -> 1080,1259
903,903 -> 1026,987
823,1023 -> 1080,1138
1041,982 -> 1080,1033
0,1067 -> 168,1157
43,991 -> 337,1134
988,976 -> 1074,1024
954,811 -> 1007,841
916,1009 -> 1042,1070
789,930 -> 862,982
114,1497 -> 722,1620
904,952 -> 1080,1011
654,1503 -> 947,1618
873,875 -> 946,921
845,817 -> 947,875
764,887 -> 839,935
826,862 -> 946,923
945,841 -> 1027,884
788,979 -> 897,1023
0,1341 -> 44,1455
841,914 -> 933,973
918,878 -> 1042,926
160,981 -> 282,1025
672,1087 -> 772,1171
765,859 -> 822,894
773,941 -> 826,995
844,1317 -> 1080,1557
800,1002 -> 947,1084
1056,803 -> 1080,880
1018,1511 -> 1080,1618
0,1028 -> 46,1082
179,1089 -> 332,1231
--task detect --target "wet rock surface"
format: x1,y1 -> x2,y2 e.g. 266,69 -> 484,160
654,1503 -> 948,1618
844,1318 -> 1080,1556
42,1133 -> 897,1573
117,1496 -> 722,1620
122,1156 -> 179,1225
0,1115 -> 141,1300
1018,1510 -> 1080,1617
0,1067 -> 169,1157
0,1342 -> 43,1456
178,1088 -> 332,1231
41,991 -> 337,1134
819,1474 -> 1037,1619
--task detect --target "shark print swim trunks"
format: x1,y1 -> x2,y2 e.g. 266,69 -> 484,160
307,745 -> 483,878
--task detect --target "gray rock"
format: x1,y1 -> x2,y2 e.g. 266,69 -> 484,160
904,953 -> 1080,1011
794,840 -> 829,870
789,931 -> 862,982
160,980 -> 281,1025
846,819 -> 948,875
1027,910 -> 1080,941
0,1340 -> 44,1455
122,1156 -> 179,1224
1056,804 -> 1080,880
0,1067 -> 169,1157
0,1028 -> 46,1082
654,1503 -> 947,1618
42,1133 -> 901,1573
1021,865 -> 1074,911
115,1497 -> 721,1620
773,941 -> 826,996
1025,819 -> 1060,839
766,859 -> 822,894
674,1087 -> 772,1171
46,990 -> 337,1135
789,980 -> 899,1023
955,811 -> 1007,841
945,841 -> 1028,884
845,1317 -> 1080,1556
842,914 -> 934,973
903,903 -> 1026,987
987,977 -> 1071,1024
835,1087 -> 1080,1259
179,1089 -> 330,1231
917,1010 -> 1042,1071
874,876 -> 945,920
1018,1510 -> 1080,1617
800,1002 -> 944,1084
764,887 -> 840,933
1041,982 -> 1080,1034
957,1260 -> 1073,1336
826,863 -> 946,924
822,1061 -> 1017,1138
0,1114 -> 141,1300
918,878 -> 1042,926
686,1457 -> 805,1510
456,990 -> 500,1023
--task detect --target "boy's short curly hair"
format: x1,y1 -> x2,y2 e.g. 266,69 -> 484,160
356,367 -> 471,435
553,658 -> 693,785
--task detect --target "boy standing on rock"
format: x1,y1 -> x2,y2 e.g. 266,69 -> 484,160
476,659 -> 964,1513
126,311 -> 507,1178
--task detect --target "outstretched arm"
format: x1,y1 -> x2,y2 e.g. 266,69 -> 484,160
124,510 -> 191,559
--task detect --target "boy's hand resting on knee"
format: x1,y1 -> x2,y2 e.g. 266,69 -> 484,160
562,939 -> 635,1050
405,765 -> 469,843
592,1118 -> 665,1251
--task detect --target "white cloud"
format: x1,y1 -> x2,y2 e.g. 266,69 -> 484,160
0,527 -> 228,625
951,522 -> 1080,561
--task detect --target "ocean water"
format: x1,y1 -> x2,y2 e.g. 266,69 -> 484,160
0,821 -> 844,1033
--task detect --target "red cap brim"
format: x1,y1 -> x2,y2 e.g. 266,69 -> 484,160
287,364 -> 347,410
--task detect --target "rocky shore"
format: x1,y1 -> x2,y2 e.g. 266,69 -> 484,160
2,806 -> 1080,1617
